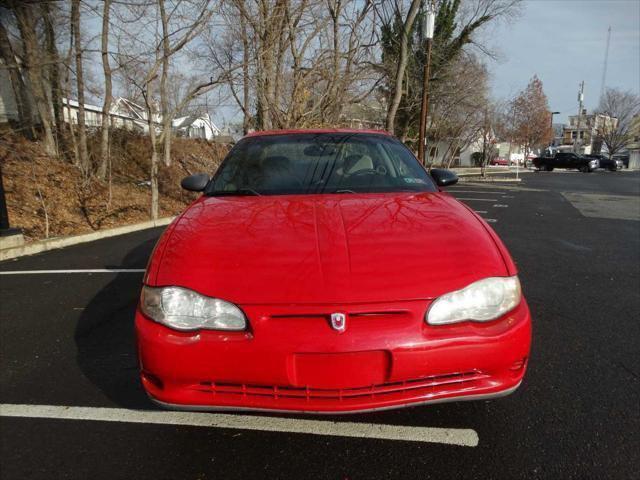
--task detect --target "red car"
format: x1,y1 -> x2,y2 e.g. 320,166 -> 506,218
490,157 -> 509,166
136,129 -> 531,413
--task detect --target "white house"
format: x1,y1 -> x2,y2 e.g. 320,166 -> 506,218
172,113 -> 220,140
2,75 -> 221,141
64,97 -> 220,139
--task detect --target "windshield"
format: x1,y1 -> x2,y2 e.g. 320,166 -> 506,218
206,133 -> 436,196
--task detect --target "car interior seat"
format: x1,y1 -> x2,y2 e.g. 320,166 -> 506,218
343,154 -> 374,175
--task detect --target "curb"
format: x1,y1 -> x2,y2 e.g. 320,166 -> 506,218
0,217 -> 175,262
452,168 -> 533,177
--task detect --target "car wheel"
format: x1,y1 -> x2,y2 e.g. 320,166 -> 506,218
609,167 -> 616,172
580,166 -> 588,173
547,166 -> 554,172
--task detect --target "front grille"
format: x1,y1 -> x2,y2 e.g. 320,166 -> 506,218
268,310 -> 411,320
190,371 -> 487,402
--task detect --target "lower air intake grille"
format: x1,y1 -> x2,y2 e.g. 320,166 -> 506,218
191,371 -> 487,401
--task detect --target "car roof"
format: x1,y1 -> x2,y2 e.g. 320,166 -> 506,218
244,128 -> 392,138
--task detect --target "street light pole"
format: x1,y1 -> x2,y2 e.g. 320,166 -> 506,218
418,1 -> 435,165
549,110 -> 560,149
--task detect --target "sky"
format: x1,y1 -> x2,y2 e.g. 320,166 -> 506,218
486,0 -> 640,123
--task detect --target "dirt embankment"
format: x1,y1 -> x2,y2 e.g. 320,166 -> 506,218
0,129 -> 229,242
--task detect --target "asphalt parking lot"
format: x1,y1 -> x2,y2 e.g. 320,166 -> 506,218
1,170 -> 639,479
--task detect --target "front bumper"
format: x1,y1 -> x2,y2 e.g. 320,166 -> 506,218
136,299 -> 531,413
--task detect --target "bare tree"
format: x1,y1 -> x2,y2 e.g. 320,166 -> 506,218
383,0 -> 421,134
209,0 -> 378,131
595,88 -> 640,159
41,3 -> 65,147
427,54 -> 489,167
155,0 -> 214,166
115,0 -> 216,218
71,0 -> 90,176
97,0 -> 113,180
11,2 -> 58,156
0,17 -> 35,138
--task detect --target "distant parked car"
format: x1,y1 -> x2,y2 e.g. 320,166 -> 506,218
584,154 -> 624,171
533,152 -> 598,173
612,154 -> 629,169
490,157 -> 509,166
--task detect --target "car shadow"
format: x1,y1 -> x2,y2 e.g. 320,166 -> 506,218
74,237 -> 159,410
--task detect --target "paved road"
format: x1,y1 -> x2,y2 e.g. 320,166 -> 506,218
1,171 -> 639,479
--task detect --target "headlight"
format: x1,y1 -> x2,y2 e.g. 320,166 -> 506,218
140,285 -> 247,331
426,276 -> 521,325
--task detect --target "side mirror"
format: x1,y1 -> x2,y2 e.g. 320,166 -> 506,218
430,168 -> 458,187
180,173 -> 210,192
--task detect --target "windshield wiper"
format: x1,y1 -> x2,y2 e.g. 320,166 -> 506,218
209,188 -> 261,196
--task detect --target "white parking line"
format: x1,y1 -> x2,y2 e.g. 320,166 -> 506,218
447,190 -> 505,195
493,204 -> 509,208
0,269 -> 145,275
474,210 -> 488,214
455,198 -> 498,202
484,219 -> 498,223
0,404 -> 479,447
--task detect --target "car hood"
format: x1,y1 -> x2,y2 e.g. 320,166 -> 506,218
149,193 -> 509,304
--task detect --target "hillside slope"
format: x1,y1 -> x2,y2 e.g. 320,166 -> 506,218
1,130 -> 228,242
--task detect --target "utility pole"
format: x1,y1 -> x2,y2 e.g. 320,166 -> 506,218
481,107 -> 488,177
418,0 -> 435,165
599,26 -> 611,102
573,81 -> 585,153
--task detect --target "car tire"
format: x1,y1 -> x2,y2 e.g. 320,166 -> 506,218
547,166 -> 554,172
580,166 -> 589,173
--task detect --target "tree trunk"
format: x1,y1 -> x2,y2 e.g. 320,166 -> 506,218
323,0 -> 342,124
143,92 -> 160,220
240,13 -> 250,133
13,4 -> 57,156
41,3 -> 64,149
0,17 -> 35,139
158,0 -> 173,166
150,142 -> 159,220
63,24 -> 79,166
385,0 -> 421,134
98,0 -> 112,180
71,0 -> 90,176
